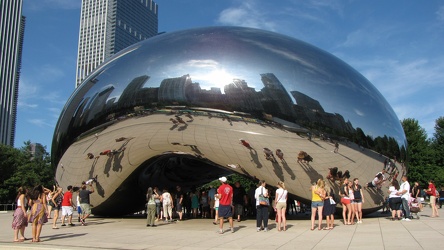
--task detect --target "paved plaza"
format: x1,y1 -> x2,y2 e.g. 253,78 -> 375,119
1,206 -> 443,250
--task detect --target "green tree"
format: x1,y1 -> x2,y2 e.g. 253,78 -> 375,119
401,118 -> 434,186
0,144 -> 26,202
0,141 -> 54,203
431,117 -> 444,168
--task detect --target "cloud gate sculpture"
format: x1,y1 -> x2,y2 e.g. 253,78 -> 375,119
53,26 -> 406,216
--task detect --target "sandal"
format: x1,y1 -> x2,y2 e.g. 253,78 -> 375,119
310,228 -> 315,231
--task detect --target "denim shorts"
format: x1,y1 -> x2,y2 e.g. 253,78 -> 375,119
311,201 -> 324,208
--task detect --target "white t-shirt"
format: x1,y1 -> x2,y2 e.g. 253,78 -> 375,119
255,186 -> 268,206
400,181 -> 410,199
389,186 -> 400,198
162,192 -> 172,205
275,188 -> 288,203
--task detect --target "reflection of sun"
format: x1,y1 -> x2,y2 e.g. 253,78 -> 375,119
196,69 -> 234,93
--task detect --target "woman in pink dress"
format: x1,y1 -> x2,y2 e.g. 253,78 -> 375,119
12,187 -> 29,242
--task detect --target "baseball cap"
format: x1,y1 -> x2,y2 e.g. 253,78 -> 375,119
219,176 -> 227,182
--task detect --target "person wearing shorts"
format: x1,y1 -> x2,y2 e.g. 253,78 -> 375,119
310,179 -> 325,230
61,185 -> 75,226
216,177 -> 234,234
79,181 -> 94,225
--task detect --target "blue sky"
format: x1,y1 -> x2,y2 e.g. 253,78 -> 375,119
16,0 -> 444,149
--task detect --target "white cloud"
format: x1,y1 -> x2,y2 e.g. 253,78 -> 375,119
217,1 -> 277,31
28,119 -> 54,128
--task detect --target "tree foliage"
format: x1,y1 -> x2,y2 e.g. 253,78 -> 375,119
402,118 -> 444,188
0,141 -> 54,203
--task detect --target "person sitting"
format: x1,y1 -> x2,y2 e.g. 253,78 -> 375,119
297,151 -> 308,163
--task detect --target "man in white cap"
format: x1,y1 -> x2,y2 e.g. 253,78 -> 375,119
216,176 -> 234,234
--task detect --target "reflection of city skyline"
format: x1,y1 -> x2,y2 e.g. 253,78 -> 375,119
69,71 -> 404,163
78,73 -> 356,139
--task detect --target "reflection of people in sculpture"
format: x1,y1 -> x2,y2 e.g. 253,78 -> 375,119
115,137 -> 128,142
275,149 -> 285,163
99,148 -> 126,157
297,151 -> 313,163
334,141 -> 339,153
239,139 -> 252,149
263,148 -> 276,162
327,167 -> 350,182
169,118 -> 179,125
185,113 -> 193,120
175,116 -> 187,125
327,167 -> 338,181
366,172 -> 385,189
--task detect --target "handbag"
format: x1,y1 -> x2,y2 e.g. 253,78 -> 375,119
329,197 -> 336,205
259,187 -> 269,206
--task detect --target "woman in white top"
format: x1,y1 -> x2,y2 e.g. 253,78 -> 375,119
12,187 -> 28,242
161,189 -> 173,222
347,181 -> 355,224
387,179 -> 402,220
274,181 -> 288,231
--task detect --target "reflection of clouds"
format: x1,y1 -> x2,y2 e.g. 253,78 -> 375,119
354,108 -> 365,117
186,59 -> 219,68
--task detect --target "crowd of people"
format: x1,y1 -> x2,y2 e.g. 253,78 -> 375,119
10,178 -> 95,243
11,171 -> 442,241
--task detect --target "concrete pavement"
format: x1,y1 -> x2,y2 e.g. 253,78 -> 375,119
1,206 -> 443,250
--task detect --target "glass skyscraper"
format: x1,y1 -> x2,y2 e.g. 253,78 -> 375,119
0,0 -> 25,146
75,0 -> 158,87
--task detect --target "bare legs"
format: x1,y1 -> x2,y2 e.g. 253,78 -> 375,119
310,206 -> 323,230
343,203 -> 353,224
277,207 -> 287,231
52,209 -> 59,228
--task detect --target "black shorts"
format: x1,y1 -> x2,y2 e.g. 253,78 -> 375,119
218,205 -> 233,218
389,197 -> 402,210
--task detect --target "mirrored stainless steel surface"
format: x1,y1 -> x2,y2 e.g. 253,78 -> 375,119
53,26 -> 406,216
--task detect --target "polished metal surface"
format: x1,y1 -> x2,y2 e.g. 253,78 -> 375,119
53,26 -> 406,216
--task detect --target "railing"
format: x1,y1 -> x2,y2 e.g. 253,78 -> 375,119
0,203 -> 16,212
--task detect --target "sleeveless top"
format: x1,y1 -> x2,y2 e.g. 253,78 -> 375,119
353,185 -> 362,200
17,195 -> 27,207
312,187 -> 322,202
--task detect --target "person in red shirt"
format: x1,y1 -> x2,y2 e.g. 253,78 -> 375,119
61,186 -> 75,226
216,177 -> 234,234
428,180 -> 439,217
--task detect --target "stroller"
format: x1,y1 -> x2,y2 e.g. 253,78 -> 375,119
409,197 -> 421,219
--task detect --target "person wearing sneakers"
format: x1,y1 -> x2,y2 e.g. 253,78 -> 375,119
216,176 -> 234,234
398,175 -> 411,221
61,185 -> 75,226
79,181 -> 94,225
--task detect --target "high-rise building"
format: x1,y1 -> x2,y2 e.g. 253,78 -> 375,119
0,0 -> 25,147
75,0 -> 158,87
